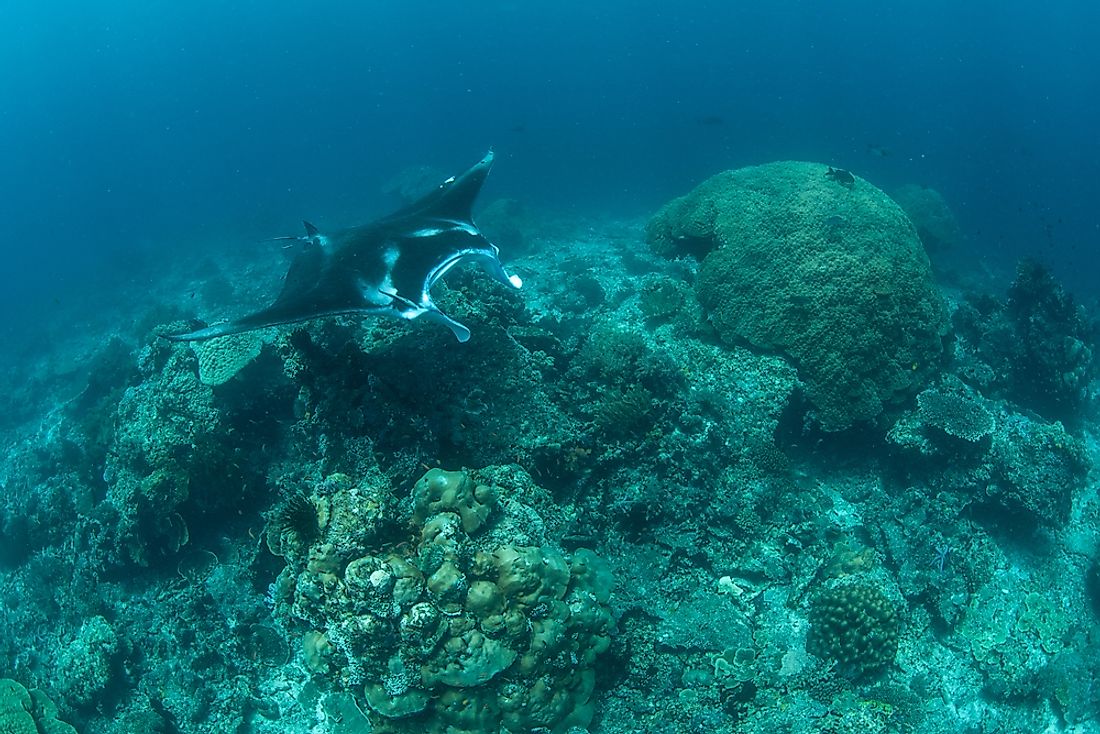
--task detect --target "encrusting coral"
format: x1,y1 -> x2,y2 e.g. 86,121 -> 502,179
0,679 -> 76,734
191,331 -> 264,386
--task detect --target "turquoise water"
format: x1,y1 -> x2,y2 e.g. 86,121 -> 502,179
0,3 -> 1098,733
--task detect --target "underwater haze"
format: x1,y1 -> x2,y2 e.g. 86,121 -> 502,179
2,2 -> 1100,733
3,2 -> 1099,329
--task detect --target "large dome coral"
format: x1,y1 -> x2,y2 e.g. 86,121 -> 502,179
647,161 -> 949,430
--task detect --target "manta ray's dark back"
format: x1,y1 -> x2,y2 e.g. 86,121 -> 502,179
381,150 -> 493,226
163,151 -> 521,343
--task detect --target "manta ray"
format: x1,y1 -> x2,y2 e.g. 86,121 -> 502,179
165,151 -> 522,343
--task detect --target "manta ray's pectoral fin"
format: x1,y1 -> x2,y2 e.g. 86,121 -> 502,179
163,240 -> 337,342
420,310 -> 472,343
164,152 -> 518,345
385,151 -> 495,227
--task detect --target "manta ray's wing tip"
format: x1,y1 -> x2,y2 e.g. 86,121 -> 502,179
158,320 -> 203,342
158,320 -> 241,342
159,328 -> 207,342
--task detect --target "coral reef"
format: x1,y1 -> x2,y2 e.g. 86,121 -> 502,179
957,573 -> 1077,700
54,616 -> 120,709
987,413 -> 1087,527
268,467 -> 614,733
888,394 -> 1088,529
647,160 -> 950,430
953,260 -> 1096,425
2,202 -> 1098,734
101,333 -> 271,565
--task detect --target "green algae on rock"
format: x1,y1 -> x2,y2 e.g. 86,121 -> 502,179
647,161 -> 950,430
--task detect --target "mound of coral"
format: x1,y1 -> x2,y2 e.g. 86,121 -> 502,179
267,467 -> 615,733
808,581 -> 900,679
891,183 -> 962,255
954,260 -> 1096,426
647,160 -> 950,430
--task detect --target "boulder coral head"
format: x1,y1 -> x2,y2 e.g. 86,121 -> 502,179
808,581 -> 900,679
269,467 -> 615,734
647,161 -> 950,430
892,183 -> 962,255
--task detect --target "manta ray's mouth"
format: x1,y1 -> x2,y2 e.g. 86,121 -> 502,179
424,247 -> 523,300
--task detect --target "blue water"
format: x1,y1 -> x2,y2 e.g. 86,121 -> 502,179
4,5 -> 1100,731
2,1 -> 1097,338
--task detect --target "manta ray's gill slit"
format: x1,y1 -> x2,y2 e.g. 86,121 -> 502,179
409,221 -> 477,238
360,275 -> 393,307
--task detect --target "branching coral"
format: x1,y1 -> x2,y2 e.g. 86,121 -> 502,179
808,582 -> 900,679
916,385 -> 995,443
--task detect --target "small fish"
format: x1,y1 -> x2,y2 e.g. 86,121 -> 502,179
824,166 -> 856,187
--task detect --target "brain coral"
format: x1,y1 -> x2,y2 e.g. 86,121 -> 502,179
191,331 -> 263,386
647,161 -> 949,430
